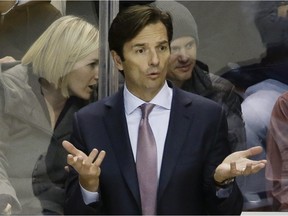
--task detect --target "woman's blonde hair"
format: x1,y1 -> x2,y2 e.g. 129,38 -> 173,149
22,15 -> 99,97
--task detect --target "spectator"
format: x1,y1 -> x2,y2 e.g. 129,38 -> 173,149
153,0 -> 246,153
221,1 -> 288,90
266,91 -> 288,211
0,0 -> 62,60
216,1 -> 288,210
0,15 -> 99,214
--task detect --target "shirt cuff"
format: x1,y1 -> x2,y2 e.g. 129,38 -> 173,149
80,183 -> 100,205
216,184 -> 233,198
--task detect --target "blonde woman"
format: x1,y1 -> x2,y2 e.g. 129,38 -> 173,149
0,15 -> 99,214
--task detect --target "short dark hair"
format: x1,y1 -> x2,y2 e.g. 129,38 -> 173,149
108,4 -> 173,60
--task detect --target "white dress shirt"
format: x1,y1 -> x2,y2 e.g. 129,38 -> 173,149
124,81 -> 172,177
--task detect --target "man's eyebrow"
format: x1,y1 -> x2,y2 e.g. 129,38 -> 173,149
132,40 -> 169,48
187,38 -> 195,43
171,39 -> 195,48
158,40 -> 169,45
132,43 -> 145,48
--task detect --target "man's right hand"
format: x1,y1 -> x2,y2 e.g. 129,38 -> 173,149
62,140 -> 106,192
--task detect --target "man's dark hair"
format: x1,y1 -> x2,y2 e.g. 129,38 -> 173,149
108,4 -> 173,61
119,1 -> 155,12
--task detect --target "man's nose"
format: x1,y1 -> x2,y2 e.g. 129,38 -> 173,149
149,49 -> 160,66
178,49 -> 189,62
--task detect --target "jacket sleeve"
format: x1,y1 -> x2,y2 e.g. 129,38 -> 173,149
64,113 -> 103,215
204,108 -> 243,215
0,75 -> 22,213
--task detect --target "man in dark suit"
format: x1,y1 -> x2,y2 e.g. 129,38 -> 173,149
63,4 -> 266,215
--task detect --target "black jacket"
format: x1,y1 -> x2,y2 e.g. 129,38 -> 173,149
180,62 -> 246,152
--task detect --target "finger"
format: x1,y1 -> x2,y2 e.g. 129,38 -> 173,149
259,159 -> 267,164
251,162 -> 266,174
62,140 -> 81,155
81,149 -> 99,171
242,146 -> 263,158
242,163 -> 252,176
240,167 -> 245,175
86,148 -> 99,164
75,156 -> 88,174
67,154 -> 84,171
230,162 -> 243,176
230,162 -> 237,173
94,150 -> 106,167
66,154 -> 74,166
240,162 -> 266,176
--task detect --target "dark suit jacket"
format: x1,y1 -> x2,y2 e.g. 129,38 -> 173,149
64,85 -> 243,215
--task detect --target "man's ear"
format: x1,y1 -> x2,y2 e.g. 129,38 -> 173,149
111,51 -> 123,71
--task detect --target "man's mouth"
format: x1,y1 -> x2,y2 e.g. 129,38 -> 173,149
147,71 -> 161,78
176,63 -> 192,71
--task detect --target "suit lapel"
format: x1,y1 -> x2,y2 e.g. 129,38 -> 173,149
157,88 -> 194,200
104,90 -> 141,208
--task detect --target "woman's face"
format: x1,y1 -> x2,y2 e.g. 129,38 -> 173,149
66,49 -> 99,100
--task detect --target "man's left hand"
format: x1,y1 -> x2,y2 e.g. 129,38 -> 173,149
214,146 -> 267,183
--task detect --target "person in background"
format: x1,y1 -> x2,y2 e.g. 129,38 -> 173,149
221,1 -> 288,154
0,15 -> 99,214
152,0 -> 246,153
0,0 -> 61,60
220,1 -> 288,209
266,91 -> 288,211
63,4 -> 266,215
221,1 -> 288,90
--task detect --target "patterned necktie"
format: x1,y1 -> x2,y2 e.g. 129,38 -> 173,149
136,103 -> 157,215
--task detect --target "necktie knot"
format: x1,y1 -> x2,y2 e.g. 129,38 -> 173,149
140,103 -> 155,119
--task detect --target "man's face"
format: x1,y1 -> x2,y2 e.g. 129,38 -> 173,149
167,36 -> 197,87
112,21 -> 170,101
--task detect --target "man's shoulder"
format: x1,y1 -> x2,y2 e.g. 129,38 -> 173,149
77,91 -> 122,116
209,73 -> 235,91
77,98 -> 109,114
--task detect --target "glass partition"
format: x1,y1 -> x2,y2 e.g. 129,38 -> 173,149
1,0 -> 286,214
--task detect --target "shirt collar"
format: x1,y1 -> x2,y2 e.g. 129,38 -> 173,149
124,81 -> 173,115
